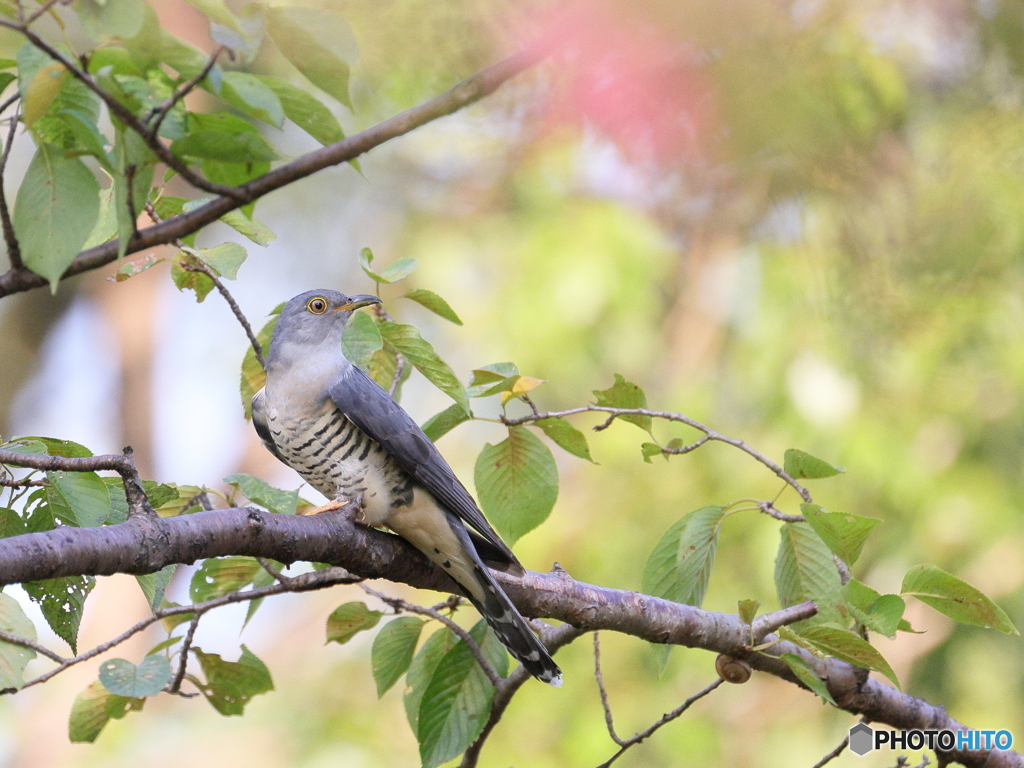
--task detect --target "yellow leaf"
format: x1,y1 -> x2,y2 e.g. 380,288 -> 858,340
500,376 -> 546,404
24,63 -> 66,128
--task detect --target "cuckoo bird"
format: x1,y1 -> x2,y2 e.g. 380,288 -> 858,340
251,289 -> 562,686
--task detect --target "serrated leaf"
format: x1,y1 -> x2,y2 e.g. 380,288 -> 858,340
795,625 -> 900,688
197,242 -> 247,279
171,254 -> 215,302
780,653 -> 836,705
0,508 -> 25,538
341,310 -> 384,370
325,602 -> 383,645
171,112 -> 277,163
378,322 -> 470,415
193,645 -> 273,716
223,472 -> 299,515
372,617 -> 424,698
68,680 -> 144,743
23,575 -> 95,653
784,449 -> 844,479
13,143 -> 101,291
404,627 -> 457,733
738,599 -> 759,625
0,593 -> 37,690
404,289 -> 462,325
46,470 -> 114,527
422,403 -> 471,443
801,503 -> 880,566
189,556 -> 262,603
842,579 -> 906,637
474,426 -> 558,544
417,621 -> 504,768
775,522 -> 843,625
641,506 -> 727,609
99,655 -> 171,697
256,75 -> 344,145
240,309 -> 281,419
135,564 -> 176,612
593,374 -> 652,434
220,210 -> 275,246
220,71 -> 283,127
901,564 -> 1018,634
535,418 -> 594,462
266,7 -> 354,109
159,601 -> 194,632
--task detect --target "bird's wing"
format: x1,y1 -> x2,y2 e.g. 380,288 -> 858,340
329,365 -> 520,569
252,388 -> 286,463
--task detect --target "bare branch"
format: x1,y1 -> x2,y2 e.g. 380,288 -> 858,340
502,407 -> 812,502
594,679 -> 724,768
593,632 -> 625,745
23,0 -> 64,26
0,628 -> 66,663
750,601 -> 818,642
0,478 -> 44,487
758,499 -> 804,523
146,46 -> 224,136
0,43 -> 550,298
167,614 -> 200,694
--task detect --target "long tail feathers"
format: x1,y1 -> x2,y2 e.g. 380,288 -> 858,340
467,564 -> 562,687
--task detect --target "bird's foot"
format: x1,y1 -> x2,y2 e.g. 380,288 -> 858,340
296,499 -> 347,516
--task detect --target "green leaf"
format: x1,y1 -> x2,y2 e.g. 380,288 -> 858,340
135,564 -> 177,612
99,655 -> 171,697
417,621 -> 505,767
738,599 -> 760,625
641,442 -> 663,463
901,564 -> 1018,634
256,75 -> 344,145
404,627 -> 457,734
68,680 -> 144,743
223,472 -> 299,515
184,0 -> 244,34
372,617 -> 424,698
240,308 -> 281,419
208,1 -> 264,62
795,624 -> 900,688
159,601 -> 194,632
593,374 -> 652,434
22,61 -> 66,128
404,289 -> 463,325
0,593 -> 37,690
243,567 -> 276,628
378,322 -> 470,415
112,125 -> 156,259
325,602 -> 383,645
266,7 -> 354,109
10,436 -> 93,457
146,636 -> 183,656
0,508 -> 25,538
46,470 -> 114,527
783,449 -> 844,479
171,112 -> 277,163
23,575 -> 95,653
535,418 -> 594,462
358,249 -> 418,284
801,503 -> 880,566
193,645 -> 274,716
422,403 -> 472,443
341,310 -> 384,370
474,426 -> 558,545
775,522 -> 843,625
13,143 -> 101,291
196,242 -> 247,279
780,653 -> 836,705
221,71 -> 284,127
78,0 -> 146,40
219,210 -> 276,246
109,253 -> 164,282
189,556 -> 262,603
641,506 -> 727,608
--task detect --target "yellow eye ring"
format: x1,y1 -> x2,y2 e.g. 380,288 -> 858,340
307,297 -> 328,314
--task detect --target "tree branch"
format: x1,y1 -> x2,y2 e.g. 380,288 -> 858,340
0,505 -> 1015,766
0,102 -> 22,270
0,44 -> 549,298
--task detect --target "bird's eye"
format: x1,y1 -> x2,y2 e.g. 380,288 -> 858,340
307,297 -> 328,314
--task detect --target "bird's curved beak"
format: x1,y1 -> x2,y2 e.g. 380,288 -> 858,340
336,294 -> 382,311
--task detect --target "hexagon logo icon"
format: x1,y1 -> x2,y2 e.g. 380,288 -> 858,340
849,723 -> 874,756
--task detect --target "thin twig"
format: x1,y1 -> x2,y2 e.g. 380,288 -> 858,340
502,407 -> 812,503
593,632 -> 625,745
0,478 -> 43,487
594,679 -> 724,768
166,613 -> 200,694
23,0 -> 63,26
359,583 -> 502,687
0,629 -> 66,663
0,103 -> 21,270
147,46 -> 223,136
812,734 -> 849,768
759,500 -> 804,523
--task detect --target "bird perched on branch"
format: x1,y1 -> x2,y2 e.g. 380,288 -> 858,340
251,289 -> 562,686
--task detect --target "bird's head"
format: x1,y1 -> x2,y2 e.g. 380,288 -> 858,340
268,289 -> 381,360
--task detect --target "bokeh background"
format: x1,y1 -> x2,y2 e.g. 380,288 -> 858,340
0,0 -> 1023,765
